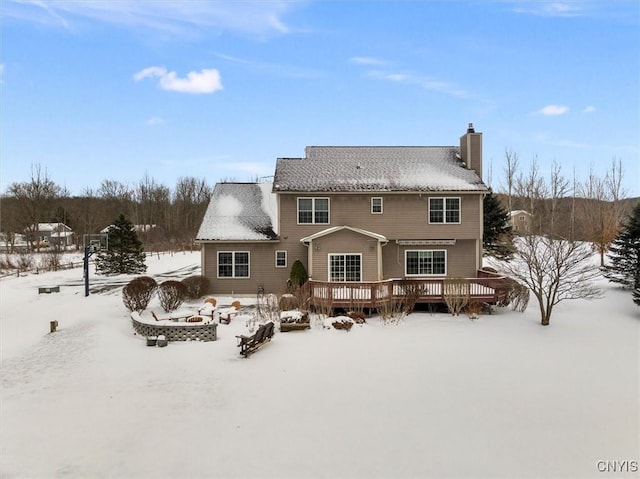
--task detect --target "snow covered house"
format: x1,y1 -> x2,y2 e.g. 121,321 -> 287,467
509,210 -> 533,234
29,223 -> 75,248
196,124 -> 498,302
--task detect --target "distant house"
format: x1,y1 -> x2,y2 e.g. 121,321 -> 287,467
29,223 -> 75,248
195,124 -> 510,309
509,210 -> 533,234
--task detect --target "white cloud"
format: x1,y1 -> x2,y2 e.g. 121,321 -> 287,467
583,105 -> 596,113
134,66 -> 223,94
536,104 -> 570,116
366,69 -> 468,98
350,56 -> 386,66
146,116 -> 165,126
3,1 -> 298,38
133,66 -> 167,82
512,2 -> 584,17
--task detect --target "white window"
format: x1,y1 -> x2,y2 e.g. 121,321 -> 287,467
329,254 -> 361,282
371,197 -> 383,214
429,197 -> 460,224
405,250 -> 446,276
275,250 -> 287,268
298,198 -> 329,224
218,251 -> 250,278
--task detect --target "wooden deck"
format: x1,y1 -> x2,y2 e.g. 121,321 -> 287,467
304,270 -> 511,311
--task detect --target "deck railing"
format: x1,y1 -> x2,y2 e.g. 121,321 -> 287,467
304,271 -> 510,310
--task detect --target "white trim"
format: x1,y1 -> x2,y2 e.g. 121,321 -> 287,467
371,197 -> 383,214
396,239 -> 456,246
328,253 -> 362,282
300,225 -> 387,244
297,197 -> 330,225
275,250 -> 287,268
428,197 -> 461,224
217,251 -> 250,279
404,249 -> 447,277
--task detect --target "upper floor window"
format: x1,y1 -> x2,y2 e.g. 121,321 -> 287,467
275,250 -> 287,268
298,197 -> 329,224
519,215 -> 525,221
405,250 -> 446,276
429,197 -> 460,224
371,197 -> 383,214
218,251 -> 250,278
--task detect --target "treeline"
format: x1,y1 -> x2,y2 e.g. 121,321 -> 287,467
0,166 -> 214,251
495,153 -> 637,266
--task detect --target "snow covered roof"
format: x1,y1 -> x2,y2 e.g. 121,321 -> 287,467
510,210 -> 532,217
196,183 -> 278,241
35,223 -> 71,232
273,146 -> 488,193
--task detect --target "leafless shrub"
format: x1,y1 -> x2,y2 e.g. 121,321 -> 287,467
41,251 -> 62,272
158,280 -> 187,312
181,275 -> 210,300
443,277 -> 470,316
256,292 -> 280,323
503,278 -> 530,312
377,298 -> 406,325
122,276 -> 158,312
278,293 -> 299,311
16,254 -> 34,272
465,301 -> 483,320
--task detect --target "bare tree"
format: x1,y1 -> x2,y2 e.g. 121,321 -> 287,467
578,159 -> 627,266
547,160 -> 571,236
7,164 -> 62,248
492,236 -> 602,325
515,156 -> 547,234
502,148 -> 520,213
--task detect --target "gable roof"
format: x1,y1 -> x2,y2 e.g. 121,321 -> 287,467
300,226 -> 388,244
273,146 -> 488,193
196,183 -> 278,241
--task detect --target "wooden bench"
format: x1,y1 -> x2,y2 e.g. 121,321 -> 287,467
236,322 -> 275,358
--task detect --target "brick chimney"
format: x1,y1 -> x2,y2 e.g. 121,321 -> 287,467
460,123 -> 483,179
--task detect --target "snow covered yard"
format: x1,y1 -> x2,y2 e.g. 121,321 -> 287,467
1,252 -> 638,478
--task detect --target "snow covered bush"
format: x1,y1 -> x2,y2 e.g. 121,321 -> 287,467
181,275 -> 210,300
157,280 -> 187,312
122,276 -> 158,312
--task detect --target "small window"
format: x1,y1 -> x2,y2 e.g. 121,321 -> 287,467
429,197 -> 460,224
275,250 -> 287,268
218,251 -> 250,278
298,197 -> 329,224
371,197 -> 383,214
519,215 -> 525,221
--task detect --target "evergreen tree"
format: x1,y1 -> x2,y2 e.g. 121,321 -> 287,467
603,202 -> 640,288
633,272 -> 640,307
96,214 -> 147,275
483,191 -> 514,260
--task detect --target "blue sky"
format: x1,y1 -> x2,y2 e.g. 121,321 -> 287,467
1,0 -> 638,197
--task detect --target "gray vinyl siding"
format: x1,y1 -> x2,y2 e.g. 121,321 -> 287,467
306,229 -> 379,282
202,242 -> 293,295
279,192 -> 482,240
382,239 -> 479,279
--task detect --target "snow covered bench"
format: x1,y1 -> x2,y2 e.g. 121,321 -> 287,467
236,322 -> 275,357
279,310 -> 310,332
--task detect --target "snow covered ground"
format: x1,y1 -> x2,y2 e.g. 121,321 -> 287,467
1,251 -> 638,478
